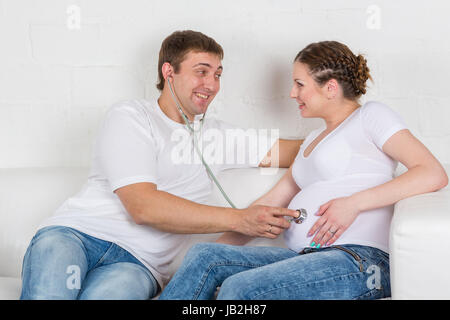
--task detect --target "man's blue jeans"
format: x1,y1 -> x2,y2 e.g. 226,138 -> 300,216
20,225 -> 159,300
159,242 -> 391,300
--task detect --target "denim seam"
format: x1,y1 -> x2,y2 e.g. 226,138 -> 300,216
331,245 -> 390,274
343,247 -> 390,277
369,257 -> 390,281
92,242 -> 115,269
65,227 -> 92,264
193,261 -> 267,299
250,271 -> 372,300
352,287 -> 383,300
142,262 -> 159,297
147,271 -> 159,297
330,246 -> 364,272
31,226 -> 66,246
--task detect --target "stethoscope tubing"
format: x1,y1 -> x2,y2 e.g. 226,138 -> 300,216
167,78 -> 237,209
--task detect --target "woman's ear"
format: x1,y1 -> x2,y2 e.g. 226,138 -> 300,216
326,79 -> 339,99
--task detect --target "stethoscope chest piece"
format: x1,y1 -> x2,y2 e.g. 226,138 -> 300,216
292,208 -> 307,224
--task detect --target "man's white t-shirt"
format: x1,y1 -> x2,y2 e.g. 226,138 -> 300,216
39,99 -> 274,287
285,101 -> 407,253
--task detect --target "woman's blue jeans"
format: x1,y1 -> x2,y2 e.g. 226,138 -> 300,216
20,225 -> 159,300
159,242 -> 391,300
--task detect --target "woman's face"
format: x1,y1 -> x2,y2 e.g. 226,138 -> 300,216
290,62 -> 328,118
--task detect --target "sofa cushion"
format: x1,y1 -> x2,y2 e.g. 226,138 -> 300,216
0,277 -> 21,300
0,167 -> 89,278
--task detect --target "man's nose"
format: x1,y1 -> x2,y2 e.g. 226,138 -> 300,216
203,74 -> 218,92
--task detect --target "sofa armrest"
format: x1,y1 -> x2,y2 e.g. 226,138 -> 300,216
389,184 -> 450,299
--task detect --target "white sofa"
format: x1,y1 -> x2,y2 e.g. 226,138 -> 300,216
0,165 -> 449,300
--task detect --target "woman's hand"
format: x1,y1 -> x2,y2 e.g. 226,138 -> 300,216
307,196 -> 361,248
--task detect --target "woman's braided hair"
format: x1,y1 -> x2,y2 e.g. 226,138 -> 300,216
294,41 -> 372,100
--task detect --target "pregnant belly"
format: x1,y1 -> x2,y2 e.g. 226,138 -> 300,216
284,182 -> 359,252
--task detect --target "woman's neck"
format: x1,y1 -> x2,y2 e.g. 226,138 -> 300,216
323,100 -> 360,130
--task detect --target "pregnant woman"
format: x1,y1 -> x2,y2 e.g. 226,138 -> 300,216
159,41 -> 448,300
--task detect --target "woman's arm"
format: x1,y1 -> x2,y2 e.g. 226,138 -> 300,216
352,129 -> 447,211
259,139 -> 303,168
309,129 -> 448,247
216,165 -> 301,245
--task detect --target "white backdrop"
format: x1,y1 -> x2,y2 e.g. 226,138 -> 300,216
1,0 -> 449,168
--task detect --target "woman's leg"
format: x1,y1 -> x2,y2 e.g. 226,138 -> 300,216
20,226 -> 89,300
159,242 -> 298,300
217,244 -> 391,300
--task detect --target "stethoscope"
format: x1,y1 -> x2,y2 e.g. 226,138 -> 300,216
166,77 -> 307,224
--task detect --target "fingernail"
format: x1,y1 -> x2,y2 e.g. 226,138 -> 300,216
310,242 -> 315,247
316,243 -> 321,249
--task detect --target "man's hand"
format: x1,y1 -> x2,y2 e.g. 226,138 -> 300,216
236,205 -> 299,239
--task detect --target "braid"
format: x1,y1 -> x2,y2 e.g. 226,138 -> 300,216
295,41 -> 372,100
354,54 -> 371,95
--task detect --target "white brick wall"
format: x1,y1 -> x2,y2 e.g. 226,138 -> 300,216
1,0 -> 449,168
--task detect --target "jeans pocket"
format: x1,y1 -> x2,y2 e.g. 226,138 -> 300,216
331,245 -> 365,272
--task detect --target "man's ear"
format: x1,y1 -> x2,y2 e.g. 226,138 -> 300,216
161,62 -> 174,81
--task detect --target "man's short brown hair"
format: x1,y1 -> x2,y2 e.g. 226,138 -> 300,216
156,30 -> 224,91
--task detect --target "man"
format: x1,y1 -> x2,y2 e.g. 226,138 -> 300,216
20,30 -> 302,300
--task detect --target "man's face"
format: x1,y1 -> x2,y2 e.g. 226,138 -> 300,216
170,51 -> 223,119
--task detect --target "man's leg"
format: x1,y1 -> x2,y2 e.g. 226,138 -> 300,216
77,262 -> 158,300
159,242 -> 298,300
77,241 -> 159,300
216,245 -> 391,300
20,226 -> 89,300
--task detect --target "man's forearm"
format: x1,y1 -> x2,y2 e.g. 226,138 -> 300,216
133,189 -> 241,234
117,183 -> 298,238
